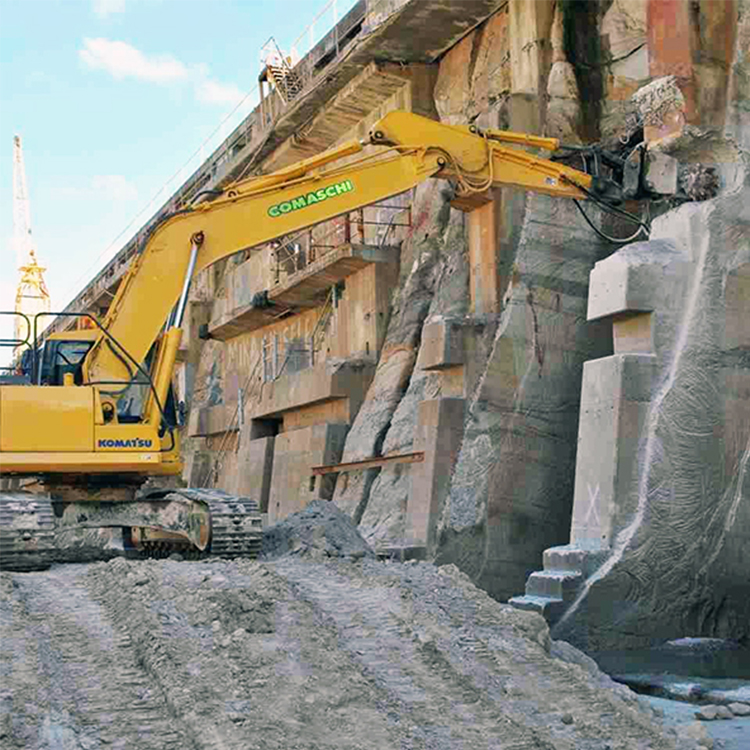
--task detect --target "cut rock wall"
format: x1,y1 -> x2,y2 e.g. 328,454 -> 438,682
183,0 -> 750,653
553,163 -> 750,651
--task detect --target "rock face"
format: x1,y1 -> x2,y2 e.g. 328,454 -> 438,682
433,193 -> 614,600
331,181 -> 459,531
552,164 -> 750,651
180,0 -> 750,654
329,0 -> 750,651
334,2 -> 616,600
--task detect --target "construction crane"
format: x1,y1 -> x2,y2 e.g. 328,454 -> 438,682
11,135 -> 50,355
0,110 -> 703,570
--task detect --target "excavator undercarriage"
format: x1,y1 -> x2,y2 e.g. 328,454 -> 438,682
0,484 -> 262,571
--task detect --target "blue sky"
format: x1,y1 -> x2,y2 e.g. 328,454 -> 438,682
0,0 -> 357,356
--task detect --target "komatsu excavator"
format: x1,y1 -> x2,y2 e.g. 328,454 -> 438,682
0,111 -> 694,570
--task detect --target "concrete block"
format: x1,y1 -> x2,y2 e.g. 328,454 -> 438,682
526,570 -> 583,600
509,0 -> 555,96
188,403 -> 239,437
588,253 -> 658,321
580,353 -> 657,406
236,436 -> 275,513
643,151 -> 679,195
543,545 -> 610,577
572,354 -> 656,547
419,319 -> 464,371
508,594 -> 566,623
613,312 -> 653,354
268,423 -> 349,525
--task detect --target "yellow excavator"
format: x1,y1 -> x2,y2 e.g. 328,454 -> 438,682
0,111 -> 690,570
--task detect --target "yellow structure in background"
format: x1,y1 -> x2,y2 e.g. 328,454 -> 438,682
14,249 -> 50,352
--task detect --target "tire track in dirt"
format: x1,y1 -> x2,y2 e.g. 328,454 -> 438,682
0,566 -> 185,750
272,559 -> 555,749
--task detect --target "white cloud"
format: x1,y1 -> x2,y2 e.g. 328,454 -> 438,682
195,79 -> 245,106
79,38 -> 245,108
93,0 -> 126,18
79,38 -> 188,84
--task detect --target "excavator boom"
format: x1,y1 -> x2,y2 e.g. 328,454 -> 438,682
82,111 -> 598,393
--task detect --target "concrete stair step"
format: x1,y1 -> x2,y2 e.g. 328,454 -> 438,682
543,545 -> 610,576
525,570 -> 583,600
510,546 -> 611,625
508,594 -> 566,622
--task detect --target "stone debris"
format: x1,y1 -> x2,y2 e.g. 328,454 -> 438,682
261,499 -> 377,561
715,705 -> 734,719
6,556 -> 734,749
695,704 -> 735,721
678,722 -> 715,750
632,75 -> 686,126
728,702 -> 750,716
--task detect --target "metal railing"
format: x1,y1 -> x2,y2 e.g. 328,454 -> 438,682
272,194 -> 412,284
0,312 -> 31,375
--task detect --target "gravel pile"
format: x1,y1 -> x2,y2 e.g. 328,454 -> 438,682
261,500 -> 376,561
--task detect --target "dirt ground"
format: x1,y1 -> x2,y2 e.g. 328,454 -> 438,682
1,557 -> 700,750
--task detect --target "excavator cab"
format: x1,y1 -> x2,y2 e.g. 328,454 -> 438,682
37,337 -> 94,386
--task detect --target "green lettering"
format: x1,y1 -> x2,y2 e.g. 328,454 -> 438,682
268,180 -> 355,218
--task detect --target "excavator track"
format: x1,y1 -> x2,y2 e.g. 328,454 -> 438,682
0,491 -> 55,572
134,493 -> 263,560
162,489 -> 263,559
0,489 -> 263,569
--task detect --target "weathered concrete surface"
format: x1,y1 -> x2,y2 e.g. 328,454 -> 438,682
268,423 -> 349,524
236,435 -> 275,511
406,397 -> 465,549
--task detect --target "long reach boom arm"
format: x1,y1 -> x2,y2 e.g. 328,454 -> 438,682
82,111 -> 609,398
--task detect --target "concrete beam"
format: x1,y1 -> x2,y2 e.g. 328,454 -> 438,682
420,318 -> 465,371
646,0 -> 696,119
209,244 -> 396,341
467,197 -> 501,316
408,397 -> 465,550
509,0 -> 555,96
